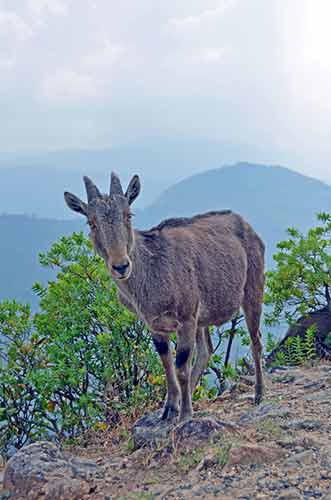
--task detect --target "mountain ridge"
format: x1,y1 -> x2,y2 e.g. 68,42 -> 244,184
137,163 -> 331,266
1,139 -> 324,218
1,162 -> 330,303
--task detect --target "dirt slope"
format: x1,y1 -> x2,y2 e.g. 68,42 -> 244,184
2,362 -> 331,499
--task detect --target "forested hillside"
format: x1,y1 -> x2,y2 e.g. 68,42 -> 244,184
0,215 -> 83,305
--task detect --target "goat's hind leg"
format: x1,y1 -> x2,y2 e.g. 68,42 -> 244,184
242,233 -> 265,405
242,302 -> 264,405
176,319 -> 197,421
152,335 -> 180,420
191,327 -> 213,393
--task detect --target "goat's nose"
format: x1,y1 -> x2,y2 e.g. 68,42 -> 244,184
112,262 -> 129,275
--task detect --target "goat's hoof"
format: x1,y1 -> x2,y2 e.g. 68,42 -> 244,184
161,404 -> 179,420
179,416 -> 193,423
178,410 -> 193,422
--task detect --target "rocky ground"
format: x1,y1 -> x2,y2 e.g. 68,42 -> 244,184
1,362 -> 331,499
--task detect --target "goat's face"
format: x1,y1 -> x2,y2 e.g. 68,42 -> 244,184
64,173 -> 141,281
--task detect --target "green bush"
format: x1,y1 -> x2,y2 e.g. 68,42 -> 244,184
265,212 -> 331,325
304,324 -> 317,360
281,324 -> 317,366
0,233 -> 164,458
265,331 -> 279,354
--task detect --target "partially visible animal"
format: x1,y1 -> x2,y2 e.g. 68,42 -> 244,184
267,307 -> 331,366
64,173 -> 265,421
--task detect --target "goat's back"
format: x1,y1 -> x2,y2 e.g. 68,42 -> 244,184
138,211 -> 264,326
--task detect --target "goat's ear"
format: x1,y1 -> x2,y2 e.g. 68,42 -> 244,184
125,175 -> 141,205
64,192 -> 88,216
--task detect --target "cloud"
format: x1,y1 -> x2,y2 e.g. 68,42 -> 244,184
82,40 -> 129,72
195,47 -> 226,63
166,46 -> 226,71
0,11 -> 33,41
0,56 -> 15,70
0,0 -> 330,185
164,0 -> 237,36
27,0 -> 68,23
0,11 -> 33,73
166,15 -> 202,33
41,69 -> 97,102
161,1 -> 233,78
40,39 -> 133,104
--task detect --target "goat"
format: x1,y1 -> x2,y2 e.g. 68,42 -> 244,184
64,173 -> 265,421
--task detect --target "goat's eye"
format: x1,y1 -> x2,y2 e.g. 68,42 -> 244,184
88,220 -> 97,230
127,212 -> 134,220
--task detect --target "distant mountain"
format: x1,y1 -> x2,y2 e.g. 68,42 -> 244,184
137,163 -> 331,267
0,165 -> 162,219
0,215 -> 83,306
0,139 -> 300,219
0,163 -> 330,304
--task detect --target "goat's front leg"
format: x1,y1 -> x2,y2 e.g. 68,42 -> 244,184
152,335 -> 180,420
176,319 -> 196,421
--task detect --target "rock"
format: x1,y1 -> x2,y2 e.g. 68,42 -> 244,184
303,379 -> 326,390
173,417 -> 224,446
267,366 -> 289,372
276,435 -> 321,452
320,469 -> 331,480
3,441 -> 102,500
303,391 -> 331,403
255,493 -> 270,500
320,445 -> 331,467
239,375 -> 255,386
131,410 -> 175,450
239,403 -> 290,425
0,492 -> 11,500
132,412 -> 234,450
273,374 -> 296,384
278,488 -> 303,499
225,444 -> 283,468
195,452 -> 218,471
283,419 -> 322,431
285,450 -> 315,466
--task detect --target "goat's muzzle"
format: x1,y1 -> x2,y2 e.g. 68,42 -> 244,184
109,259 -> 132,280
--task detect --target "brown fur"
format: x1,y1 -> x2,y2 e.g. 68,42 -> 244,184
266,307 -> 331,366
64,174 -> 265,421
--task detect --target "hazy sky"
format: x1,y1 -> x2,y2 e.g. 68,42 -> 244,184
1,0 -> 331,181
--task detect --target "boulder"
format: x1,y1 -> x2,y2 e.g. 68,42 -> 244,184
3,441 -> 103,500
131,410 -> 174,450
131,411 -> 236,450
285,450 -> 315,466
239,403 -> 290,425
226,444 -> 284,468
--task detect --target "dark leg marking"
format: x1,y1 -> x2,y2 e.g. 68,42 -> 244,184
153,338 -> 169,356
176,348 -> 190,369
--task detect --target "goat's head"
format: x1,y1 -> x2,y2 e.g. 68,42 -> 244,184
64,173 -> 141,281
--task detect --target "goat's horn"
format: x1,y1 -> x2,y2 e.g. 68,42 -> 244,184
83,176 -> 101,202
110,172 -> 124,196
